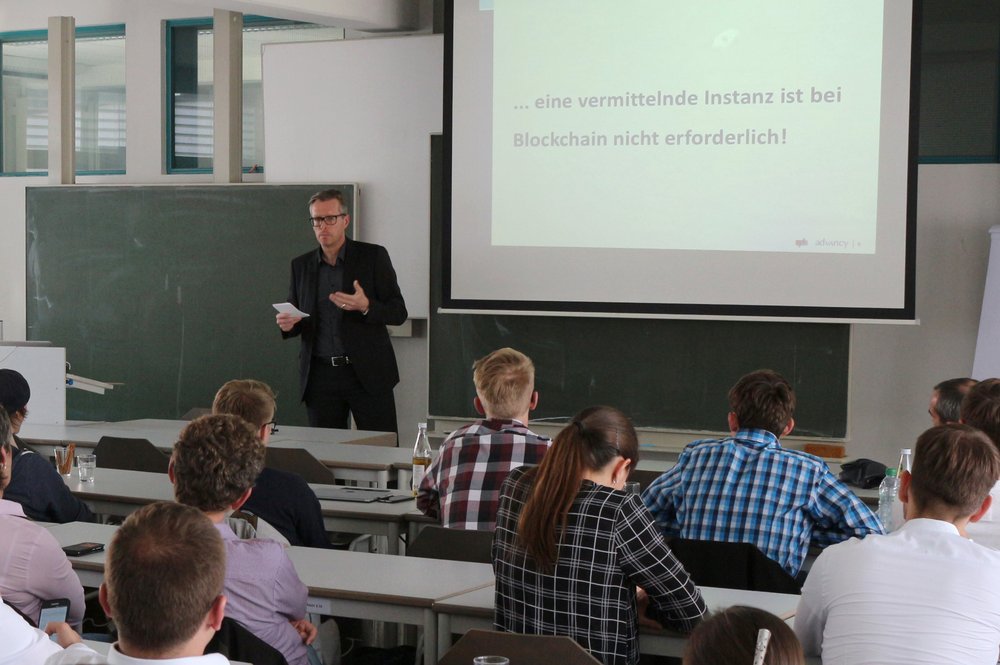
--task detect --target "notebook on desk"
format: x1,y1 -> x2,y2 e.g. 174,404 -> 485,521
313,486 -> 392,503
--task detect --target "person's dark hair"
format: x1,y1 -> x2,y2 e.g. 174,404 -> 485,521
960,378 -> 1000,449
0,409 -> 12,493
933,377 -> 977,424
517,405 -> 638,571
728,369 -> 796,437
308,188 -> 350,216
909,424 -> 1000,517
683,606 -> 804,665
106,502 -> 225,654
172,414 -> 264,512
212,379 -> 276,430
0,368 -> 30,416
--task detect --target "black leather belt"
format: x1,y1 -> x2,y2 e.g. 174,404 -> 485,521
314,355 -> 351,367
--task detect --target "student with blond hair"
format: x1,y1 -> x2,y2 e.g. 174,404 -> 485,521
417,347 -> 550,530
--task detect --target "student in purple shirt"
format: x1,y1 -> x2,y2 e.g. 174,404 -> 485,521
0,410 -> 84,630
170,414 -> 318,665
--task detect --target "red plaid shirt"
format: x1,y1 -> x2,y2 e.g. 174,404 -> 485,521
416,419 -> 550,530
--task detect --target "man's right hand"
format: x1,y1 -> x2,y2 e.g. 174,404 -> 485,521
276,312 -> 302,332
45,621 -> 82,648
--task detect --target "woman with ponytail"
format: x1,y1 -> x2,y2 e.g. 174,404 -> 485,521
492,406 -> 707,665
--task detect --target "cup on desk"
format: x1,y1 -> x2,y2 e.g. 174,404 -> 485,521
54,446 -> 74,477
473,657 -> 509,665
77,454 -> 97,483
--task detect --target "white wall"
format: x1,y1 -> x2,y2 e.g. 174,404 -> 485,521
849,164 -> 1000,464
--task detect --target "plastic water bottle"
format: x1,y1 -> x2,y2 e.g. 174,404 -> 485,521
411,422 -> 432,496
890,448 -> 913,529
878,467 -> 899,532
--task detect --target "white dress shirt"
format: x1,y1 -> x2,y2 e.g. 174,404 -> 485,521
44,643 -> 231,664
0,600 -> 73,665
795,518 -> 1000,665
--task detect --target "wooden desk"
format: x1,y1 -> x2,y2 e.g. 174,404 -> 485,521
61,467 -> 415,554
46,522 -> 495,665
433,584 -> 801,659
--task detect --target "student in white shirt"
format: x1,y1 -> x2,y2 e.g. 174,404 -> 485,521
0,600 -> 93,665
44,502 -> 233,665
795,424 -> 1000,665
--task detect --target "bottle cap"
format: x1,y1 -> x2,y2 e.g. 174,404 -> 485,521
900,448 -> 911,454
418,422 -> 427,429
885,467 -> 897,477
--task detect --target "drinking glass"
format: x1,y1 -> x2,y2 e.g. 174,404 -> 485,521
77,454 -> 97,482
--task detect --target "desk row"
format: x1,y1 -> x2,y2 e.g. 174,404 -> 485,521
46,521 -> 809,665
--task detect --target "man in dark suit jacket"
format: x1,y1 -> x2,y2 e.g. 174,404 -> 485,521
276,189 -> 407,436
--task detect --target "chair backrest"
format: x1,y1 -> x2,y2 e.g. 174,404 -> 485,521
94,436 -> 170,474
204,616 -> 289,665
407,524 -> 493,563
264,447 -> 335,485
629,468 -> 663,492
181,407 -> 211,420
439,629 -> 602,665
667,537 -> 802,594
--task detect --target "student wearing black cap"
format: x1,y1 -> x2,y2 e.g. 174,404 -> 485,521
0,369 -> 92,523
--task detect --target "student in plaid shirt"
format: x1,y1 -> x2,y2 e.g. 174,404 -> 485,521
417,347 -> 550,530
493,406 -> 707,665
642,369 -> 882,577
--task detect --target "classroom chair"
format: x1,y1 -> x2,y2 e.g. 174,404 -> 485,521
629,468 -> 663,492
439,629 -> 601,665
204,616 -> 289,665
181,407 -> 211,420
265,447 -> 336,485
94,436 -> 170,474
406,524 -> 492,564
667,537 -> 802,594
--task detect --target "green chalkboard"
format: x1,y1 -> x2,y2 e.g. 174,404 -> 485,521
26,184 -> 354,425
428,138 -> 850,438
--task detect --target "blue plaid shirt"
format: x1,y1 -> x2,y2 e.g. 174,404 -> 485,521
642,428 -> 882,576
